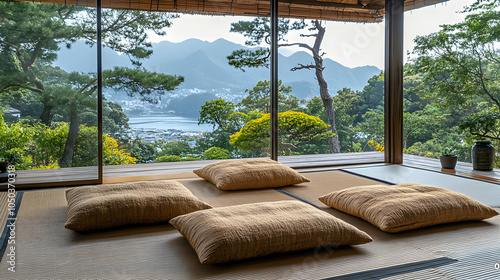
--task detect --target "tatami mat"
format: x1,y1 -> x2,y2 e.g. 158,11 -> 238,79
325,257 -> 457,279
0,170 -> 498,279
343,165 -> 500,207
279,170 -> 390,208
280,170 -> 500,280
384,246 -> 500,280
0,173 -> 447,279
102,172 -> 198,184
178,178 -> 296,207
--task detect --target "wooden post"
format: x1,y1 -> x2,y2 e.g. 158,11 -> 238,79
97,0 -> 103,182
270,0 -> 279,161
384,0 -> 404,164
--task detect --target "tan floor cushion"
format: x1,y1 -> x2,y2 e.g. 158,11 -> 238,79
319,183 -> 499,233
193,158 -> 310,190
169,200 -> 372,264
65,180 -> 212,231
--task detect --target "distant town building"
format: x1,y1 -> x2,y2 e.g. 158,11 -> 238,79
5,107 -> 20,118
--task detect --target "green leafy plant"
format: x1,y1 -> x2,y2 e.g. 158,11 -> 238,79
441,147 -> 457,156
157,155 -> 183,162
230,111 -> 331,156
202,147 -> 232,160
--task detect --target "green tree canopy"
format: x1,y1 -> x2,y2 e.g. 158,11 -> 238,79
202,147 -> 232,160
238,80 -> 301,114
332,88 -> 360,152
156,138 -> 192,157
230,111 -> 331,156
0,2 -> 178,124
127,140 -> 157,163
409,0 -> 500,140
198,98 -> 252,134
403,104 -> 446,149
352,72 -> 384,123
199,99 -> 236,130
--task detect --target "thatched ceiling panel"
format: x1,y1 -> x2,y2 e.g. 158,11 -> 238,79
6,0 -> 449,22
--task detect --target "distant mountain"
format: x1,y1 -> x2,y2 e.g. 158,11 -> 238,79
54,38 -> 380,100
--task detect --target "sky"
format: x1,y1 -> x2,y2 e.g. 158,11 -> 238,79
148,0 -> 476,69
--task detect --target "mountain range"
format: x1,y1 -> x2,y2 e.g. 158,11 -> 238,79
54,38 -> 381,101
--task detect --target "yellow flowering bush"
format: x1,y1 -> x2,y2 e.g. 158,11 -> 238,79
103,134 -> 136,165
367,140 -> 385,152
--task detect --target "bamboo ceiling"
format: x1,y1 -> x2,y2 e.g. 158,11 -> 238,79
8,0 -> 449,22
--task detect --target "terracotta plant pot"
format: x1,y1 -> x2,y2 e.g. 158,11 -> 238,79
440,155 -> 457,169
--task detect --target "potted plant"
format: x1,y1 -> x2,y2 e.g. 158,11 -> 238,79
440,147 -> 458,169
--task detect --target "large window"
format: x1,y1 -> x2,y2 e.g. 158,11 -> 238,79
403,0 -> 499,168
102,12 -> 270,168
276,17 -> 385,162
0,1 -> 99,185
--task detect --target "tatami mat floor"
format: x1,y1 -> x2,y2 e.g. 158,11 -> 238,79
1,163 -> 499,279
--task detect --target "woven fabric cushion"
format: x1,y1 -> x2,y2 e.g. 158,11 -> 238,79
193,158 -> 310,190
65,180 -> 212,231
169,200 -> 372,264
319,183 -> 499,233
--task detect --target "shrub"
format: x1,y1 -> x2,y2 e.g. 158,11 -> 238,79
157,155 -> 183,162
203,147 -> 232,160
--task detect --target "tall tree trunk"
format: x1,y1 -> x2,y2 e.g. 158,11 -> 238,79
318,84 -> 340,153
39,101 -> 54,126
16,44 -> 52,126
311,21 -> 340,153
59,104 -> 79,167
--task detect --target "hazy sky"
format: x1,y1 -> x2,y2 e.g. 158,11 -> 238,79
148,0 -> 475,69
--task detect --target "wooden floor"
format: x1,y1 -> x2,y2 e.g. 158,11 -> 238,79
1,151 -> 499,189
